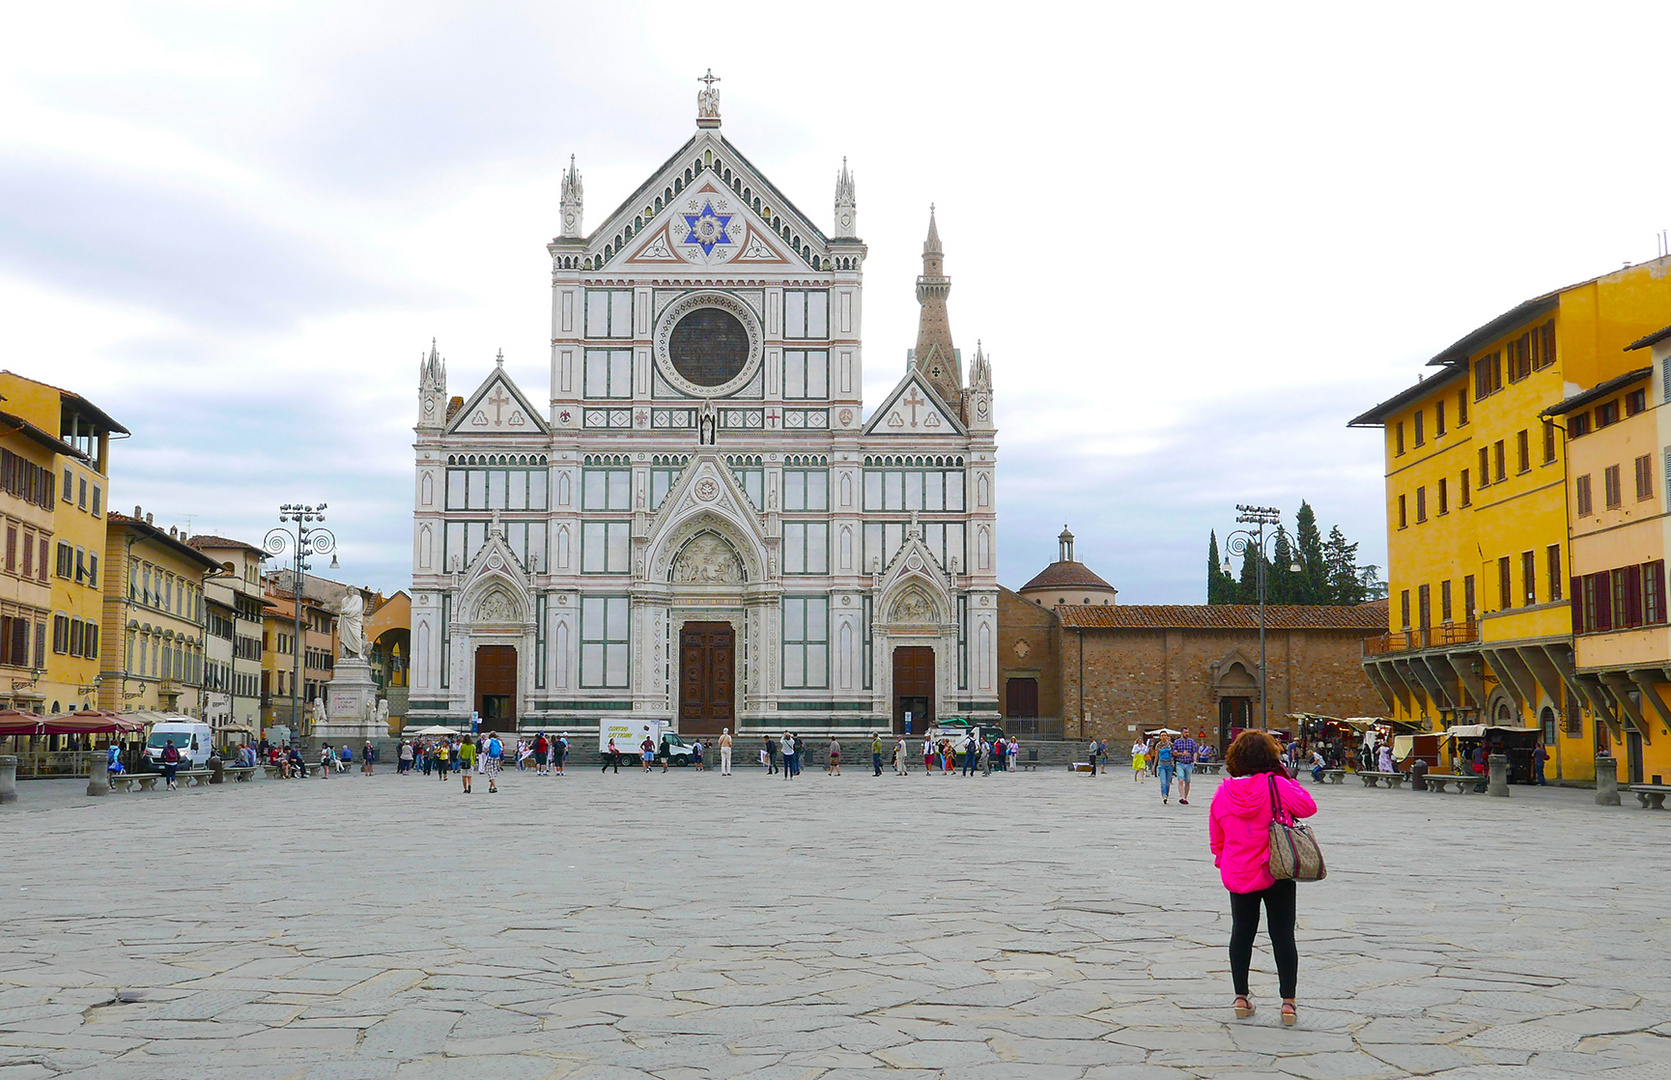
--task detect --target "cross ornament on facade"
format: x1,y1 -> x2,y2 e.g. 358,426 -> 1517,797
902,389 -> 926,427
487,387 -> 512,423
699,69 -> 721,91
766,410 -> 780,427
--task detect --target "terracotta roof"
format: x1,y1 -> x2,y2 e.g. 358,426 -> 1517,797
1627,324 -> 1671,351
106,513 -> 225,572
1059,599 -> 1388,631
1540,367 -> 1652,419
188,534 -> 268,556
0,410 -> 89,461
1019,560 -> 1116,593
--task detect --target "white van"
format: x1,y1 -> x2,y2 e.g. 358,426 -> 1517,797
142,721 -> 214,772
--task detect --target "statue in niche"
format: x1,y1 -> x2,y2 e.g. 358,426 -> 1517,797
672,533 -> 745,585
891,590 -> 934,624
477,591 -> 518,623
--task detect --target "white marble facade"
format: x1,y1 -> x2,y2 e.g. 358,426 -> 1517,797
408,87 -> 998,738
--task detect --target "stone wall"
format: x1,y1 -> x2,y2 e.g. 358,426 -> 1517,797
996,586 -> 1063,721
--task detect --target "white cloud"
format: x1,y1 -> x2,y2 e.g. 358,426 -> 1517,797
2,0 -> 1669,599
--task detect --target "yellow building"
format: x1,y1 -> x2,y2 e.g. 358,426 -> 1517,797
366,590 -> 410,733
0,408 -> 79,712
1352,256 -> 1671,783
99,510 -> 222,716
0,372 -> 127,716
1548,325 -> 1671,785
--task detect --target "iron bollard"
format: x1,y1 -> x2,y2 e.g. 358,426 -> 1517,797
0,755 -> 16,804
1487,753 -> 1509,797
87,745 -> 110,797
1595,755 -> 1621,806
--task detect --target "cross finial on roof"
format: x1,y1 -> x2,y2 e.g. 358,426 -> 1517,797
699,69 -> 721,90
495,348 -> 505,367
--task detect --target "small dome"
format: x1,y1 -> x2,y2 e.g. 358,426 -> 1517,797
1019,560 -> 1116,594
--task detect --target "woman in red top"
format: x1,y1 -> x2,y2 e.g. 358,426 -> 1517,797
1208,730 -> 1317,1026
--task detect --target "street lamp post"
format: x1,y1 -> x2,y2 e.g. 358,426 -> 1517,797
1222,504 -> 1298,731
265,505 -> 337,748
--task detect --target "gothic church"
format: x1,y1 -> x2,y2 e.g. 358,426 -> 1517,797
408,82 -> 999,739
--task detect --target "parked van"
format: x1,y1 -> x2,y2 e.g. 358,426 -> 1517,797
141,721 -> 214,772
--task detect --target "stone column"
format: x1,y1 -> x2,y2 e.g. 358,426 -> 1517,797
0,755 -> 16,804
1595,754 -> 1621,806
1487,753 -> 1509,797
86,744 -> 110,797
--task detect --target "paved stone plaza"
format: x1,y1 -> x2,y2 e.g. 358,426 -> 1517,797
2,763 -> 1668,1079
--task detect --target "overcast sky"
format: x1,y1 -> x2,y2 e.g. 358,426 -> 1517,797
5,2 -> 1670,601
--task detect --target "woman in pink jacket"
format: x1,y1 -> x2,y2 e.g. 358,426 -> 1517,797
1208,730 -> 1317,1026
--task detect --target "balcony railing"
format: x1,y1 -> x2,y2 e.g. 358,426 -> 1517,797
1363,621 -> 1479,656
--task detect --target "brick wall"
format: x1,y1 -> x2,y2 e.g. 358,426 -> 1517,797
1060,625 -> 1384,750
996,587 -> 1062,721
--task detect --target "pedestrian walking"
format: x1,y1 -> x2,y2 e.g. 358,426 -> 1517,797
922,739 -> 934,776
692,739 -> 704,771
871,733 -> 883,776
894,737 -> 908,775
1086,737 -> 1099,778
829,737 -> 842,776
363,741 -> 374,775
320,742 -> 333,779
459,737 -> 475,792
534,733 -> 550,775
484,732 -> 504,793
1532,742 -> 1548,785
603,738 -> 620,772
781,732 -> 796,779
556,733 -> 569,775
765,736 -> 778,775
1209,729 -> 1316,1027
1377,742 -> 1395,774
1174,727 -> 1198,805
1156,736 -> 1176,803
160,739 -> 181,789
641,735 -> 656,773
1131,737 -> 1148,782
719,728 -> 733,776
435,739 -> 450,780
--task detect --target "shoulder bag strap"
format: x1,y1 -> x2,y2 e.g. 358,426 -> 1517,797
1268,772 -> 1289,826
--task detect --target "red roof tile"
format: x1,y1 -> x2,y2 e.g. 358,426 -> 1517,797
1059,599 -> 1388,631
1019,560 -> 1116,593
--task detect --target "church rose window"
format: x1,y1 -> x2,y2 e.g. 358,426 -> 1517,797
669,308 -> 750,386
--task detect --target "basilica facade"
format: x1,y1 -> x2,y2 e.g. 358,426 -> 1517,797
407,85 -> 998,739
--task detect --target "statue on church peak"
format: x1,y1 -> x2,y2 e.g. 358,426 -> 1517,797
697,69 -> 721,123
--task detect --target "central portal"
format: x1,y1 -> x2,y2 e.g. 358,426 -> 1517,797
679,621 -> 735,734
474,644 -> 517,731
892,645 -> 934,735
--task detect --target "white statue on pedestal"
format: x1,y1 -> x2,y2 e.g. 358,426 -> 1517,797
338,590 -> 365,659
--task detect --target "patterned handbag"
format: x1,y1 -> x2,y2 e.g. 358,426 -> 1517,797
1267,773 -> 1327,882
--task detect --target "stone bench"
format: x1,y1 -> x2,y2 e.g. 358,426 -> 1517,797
1358,771 -> 1406,789
1624,784 -> 1671,809
1312,769 -> 1346,785
1424,773 -> 1481,793
109,774 -> 160,793
1071,762 -> 1094,773
1194,762 -> 1223,775
225,767 -> 256,783
180,770 -> 212,787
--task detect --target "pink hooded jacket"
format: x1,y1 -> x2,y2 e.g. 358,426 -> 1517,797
1209,772 -> 1318,894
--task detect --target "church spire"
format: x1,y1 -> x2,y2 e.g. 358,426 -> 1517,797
418,338 -> 447,431
559,154 -> 583,238
913,206 -> 963,416
833,157 -> 857,238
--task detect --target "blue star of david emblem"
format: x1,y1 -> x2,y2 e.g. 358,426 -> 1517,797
681,202 -> 734,256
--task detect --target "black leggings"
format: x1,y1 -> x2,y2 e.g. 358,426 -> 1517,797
1228,879 -> 1298,999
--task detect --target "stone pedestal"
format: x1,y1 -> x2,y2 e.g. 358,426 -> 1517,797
1595,755 -> 1621,805
0,755 -> 16,804
87,745 -> 109,797
319,657 -> 382,742
1487,753 -> 1509,797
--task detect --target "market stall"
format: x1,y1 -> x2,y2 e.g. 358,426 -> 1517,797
1444,724 -> 1542,784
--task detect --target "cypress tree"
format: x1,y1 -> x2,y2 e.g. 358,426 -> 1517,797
1324,525 -> 1364,605
1294,501 -> 1327,604
1207,531 -> 1223,604
1270,527 -> 1295,604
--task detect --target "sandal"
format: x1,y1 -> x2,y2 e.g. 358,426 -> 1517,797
1234,995 -> 1254,1019
1281,1002 -> 1297,1026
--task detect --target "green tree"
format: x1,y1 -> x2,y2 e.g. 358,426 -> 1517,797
1294,501 -> 1328,604
1207,530 -> 1224,604
1269,527 -> 1296,604
1237,541 -> 1262,605
1324,525 -> 1366,605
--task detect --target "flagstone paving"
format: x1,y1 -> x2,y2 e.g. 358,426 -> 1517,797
2,764 -> 1668,1078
